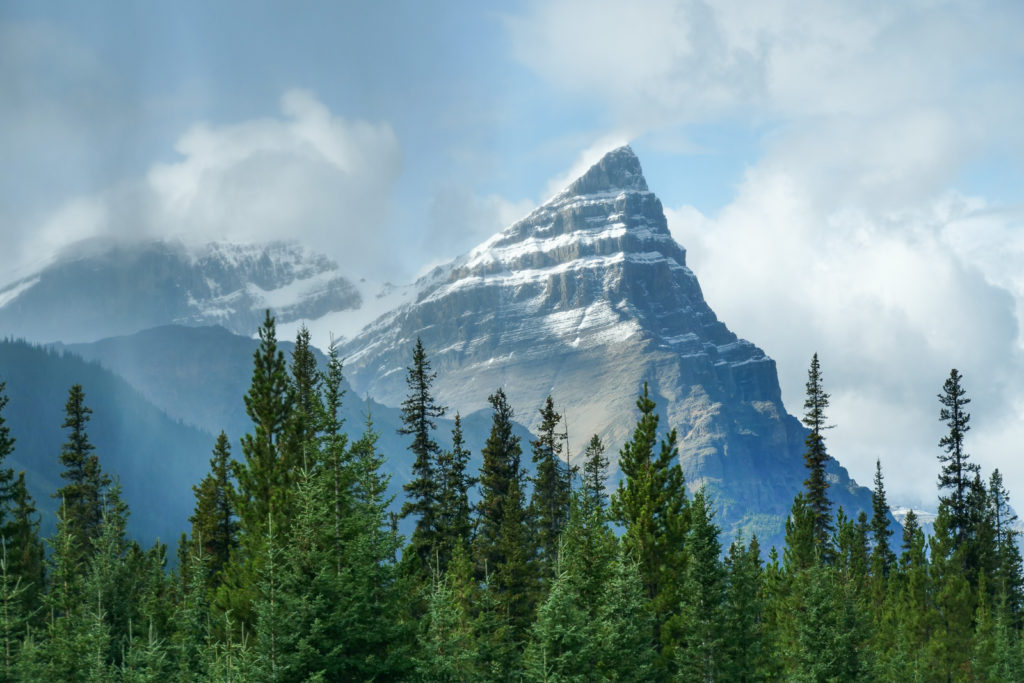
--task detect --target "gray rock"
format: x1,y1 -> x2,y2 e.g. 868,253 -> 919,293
343,146 -> 873,550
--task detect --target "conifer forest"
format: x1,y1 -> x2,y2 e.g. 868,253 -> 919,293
1,312 -> 1023,681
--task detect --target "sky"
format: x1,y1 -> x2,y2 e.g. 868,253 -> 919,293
3,0 -> 1024,508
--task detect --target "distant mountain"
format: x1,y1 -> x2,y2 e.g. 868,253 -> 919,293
0,239 -> 361,343
0,339 -> 214,546
341,146 -> 875,549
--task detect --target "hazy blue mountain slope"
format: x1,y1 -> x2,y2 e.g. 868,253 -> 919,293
0,339 -> 214,546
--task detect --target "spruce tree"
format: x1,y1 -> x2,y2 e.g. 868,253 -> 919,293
801,353 -> 834,558
399,338 -> 447,575
988,469 -> 1024,620
529,395 -> 571,577
473,389 -> 535,657
869,459 -> 895,580
54,384 -> 110,557
609,382 -> 688,673
676,489 -> 725,681
188,431 -> 238,588
721,535 -> 767,679
233,310 -> 294,539
436,413 -> 475,570
288,325 -> 323,469
937,368 -> 977,549
581,434 -> 609,514
0,380 -> 14,520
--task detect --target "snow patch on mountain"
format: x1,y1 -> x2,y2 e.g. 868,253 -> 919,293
0,277 -> 39,309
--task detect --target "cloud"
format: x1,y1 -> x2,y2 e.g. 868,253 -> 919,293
422,186 -> 534,275
510,0 -> 1024,504
15,90 -> 403,280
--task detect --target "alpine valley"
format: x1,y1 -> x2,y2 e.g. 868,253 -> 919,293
0,146 -> 875,550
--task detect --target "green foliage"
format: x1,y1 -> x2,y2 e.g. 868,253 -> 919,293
937,368 -> 978,551
188,431 -> 238,591
399,338 -> 447,577
609,382 -> 688,674
801,353 -> 834,560
528,395 -> 571,579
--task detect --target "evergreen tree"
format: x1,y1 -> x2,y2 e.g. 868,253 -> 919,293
188,431 -> 238,589
869,459 -> 895,580
398,338 -> 447,575
581,434 -> 609,514
528,395 -> 571,577
801,353 -> 834,558
318,339 -> 350,574
436,413 -> 475,571
676,488 -> 725,681
473,389 -> 536,659
937,368 -> 977,550
988,469 -> 1024,621
54,384 -> 110,560
287,325 -> 323,469
609,382 -> 688,673
0,380 -> 14,522
721,535 -> 767,680
233,310 -> 295,539
4,474 -> 43,620
414,544 -> 477,681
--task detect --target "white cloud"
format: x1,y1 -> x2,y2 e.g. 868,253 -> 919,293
13,90 -> 403,280
512,0 -> 1024,506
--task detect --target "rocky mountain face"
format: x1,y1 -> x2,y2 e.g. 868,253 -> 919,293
0,239 -> 361,343
342,146 -> 873,548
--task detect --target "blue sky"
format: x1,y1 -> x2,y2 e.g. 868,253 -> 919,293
3,0 -> 1024,505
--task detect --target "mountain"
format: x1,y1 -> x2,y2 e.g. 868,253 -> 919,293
0,239 -> 362,343
341,146 -> 874,548
0,339 -> 214,546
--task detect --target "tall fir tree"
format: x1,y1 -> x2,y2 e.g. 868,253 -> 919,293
233,310 -> 295,539
676,488 -> 725,681
528,396 -> 571,577
54,384 -> 110,558
287,325 -> 323,470
937,367 -> 977,550
436,413 -> 475,571
398,338 -> 447,575
869,459 -> 895,581
609,382 -> 688,674
473,389 -> 536,660
988,469 -> 1024,621
581,434 -> 609,514
0,381 -> 43,610
188,431 -> 238,589
801,353 -> 834,558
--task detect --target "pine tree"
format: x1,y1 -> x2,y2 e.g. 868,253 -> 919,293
4,474 -> 43,621
721,535 -> 767,679
988,469 -> 1024,621
937,368 -> 977,550
233,310 -> 295,540
581,434 -> 609,514
54,384 -> 110,560
529,395 -> 571,578
609,382 -> 688,673
399,338 -> 447,575
436,413 -> 475,571
801,353 -> 834,558
473,389 -> 536,660
676,488 -> 725,681
474,388 -> 524,578
287,325 -> 323,470
188,431 -> 238,589
0,380 -> 15,522
869,459 -> 895,580
318,339 -> 350,574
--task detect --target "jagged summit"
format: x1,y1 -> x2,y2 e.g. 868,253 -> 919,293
0,238 -> 361,343
562,145 -> 649,198
341,146 -> 875,550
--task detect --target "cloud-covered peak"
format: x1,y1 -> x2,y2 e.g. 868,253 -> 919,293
561,145 -> 648,197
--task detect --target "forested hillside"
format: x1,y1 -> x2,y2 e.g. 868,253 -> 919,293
0,314 -> 1020,680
